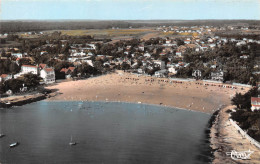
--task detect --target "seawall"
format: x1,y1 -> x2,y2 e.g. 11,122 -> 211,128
210,106 -> 260,163
0,93 -> 47,108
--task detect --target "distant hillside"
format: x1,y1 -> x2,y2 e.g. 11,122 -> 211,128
0,20 -> 259,33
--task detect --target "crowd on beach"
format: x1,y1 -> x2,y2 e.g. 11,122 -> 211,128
118,73 -> 245,92
46,72 -> 250,114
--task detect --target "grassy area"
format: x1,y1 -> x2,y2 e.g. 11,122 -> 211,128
160,32 -> 199,37
160,31 -> 176,35
179,32 -> 199,36
60,29 -> 155,37
0,41 -> 21,48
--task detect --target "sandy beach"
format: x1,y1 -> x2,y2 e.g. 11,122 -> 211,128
210,106 -> 260,163
46,71 -> 249,114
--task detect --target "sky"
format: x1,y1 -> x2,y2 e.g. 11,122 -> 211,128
0,0 -> 259,20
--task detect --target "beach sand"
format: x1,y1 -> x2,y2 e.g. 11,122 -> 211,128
211,106 -> 260,163
46,71 -> 249,114
45,71 -> 258,162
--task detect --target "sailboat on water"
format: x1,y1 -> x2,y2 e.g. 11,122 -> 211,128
0,133 -> 5,138
9,123 -> 19,148
0,127 -> 5,138
10,142 -> 19,148
69,135 -> 77,146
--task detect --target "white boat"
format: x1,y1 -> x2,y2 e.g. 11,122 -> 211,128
69,136 -> 77,146
5,101 -> 11,105
10,142 -> 19,148
0,134 -> 5,138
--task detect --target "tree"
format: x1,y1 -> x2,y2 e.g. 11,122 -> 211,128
176,66 -> 193,78
146,67 -> 160,76
159,55 -> 169,65
231,93 -> 244,109
242,87 -> 259,110
6,34 -> 19,41
19,58 -> 33,66
120,62 -> 130,71
20,73 -> 42,90
0,82 -> 5,94
0,39 -> 6,44
9,62 -> 20,74
4,79 -> 24,93
231,88 -> 259,110
94,60 -> 103,73
176,39 -> 184,46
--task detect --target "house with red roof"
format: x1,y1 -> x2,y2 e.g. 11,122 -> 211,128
184,40 -> 191,44
40,67 -> 55,84
60,67 -> 76,79
0,74 -> 12,82
21,65 -> 39,75
39,64 -> 47,70
175,51 -> 182,57
251,97 -> 260,111
16,58 -> 21,65
18,64 -> 55,84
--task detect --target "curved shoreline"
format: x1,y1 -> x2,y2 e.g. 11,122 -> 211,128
44,99 -> 211,115
46,72 -> 249,114
210,106 -> 260,163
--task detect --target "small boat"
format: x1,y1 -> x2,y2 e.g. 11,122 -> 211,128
0,134 -> 5,138
5,101 -> 11,105
69,136 -> 77,146
10,142 -> 19,148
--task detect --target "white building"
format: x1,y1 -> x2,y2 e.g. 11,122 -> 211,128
85,60 -> 94,67
86,44 -> 96,50
40,51 -> 48,55
251,97 -> 260,111
211,71 -> 224,81
137,68 -> 144,74
192,70 -> 202,78
11,53 -> 23,58
87,52 -> 94,56
72,52 -> 86,57
21,65 -> 39,75
236,41 -> 246,46
144,52 -> 151,58
168,67 -> 178,74
176,51 -> 182,57
40,68 -> 55,84
166,40 -> 171,44
209,44 -> 216,48
154,60 -> 165,69
184,40 -> 191,44
138,45 -> 145,51
155,69 -> 167,77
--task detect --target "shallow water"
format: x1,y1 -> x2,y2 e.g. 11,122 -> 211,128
0,101 -> 211,164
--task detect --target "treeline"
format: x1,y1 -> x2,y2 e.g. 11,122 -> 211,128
0,73 -> 41,94
231,87 -> 260,142
0,59 -> 20,75
1,20 -> 259,33
231,87 -> 259,110
179,42 -> 260,84
216,33 -> 260,40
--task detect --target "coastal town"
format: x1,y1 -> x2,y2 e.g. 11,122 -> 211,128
0,22 -> 260,163
1,25 -> 259,85
0,24 -> 259,102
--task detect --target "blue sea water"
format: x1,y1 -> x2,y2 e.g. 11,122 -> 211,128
0,101 -> 211,164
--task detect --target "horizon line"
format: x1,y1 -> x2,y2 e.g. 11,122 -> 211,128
1,19 -> 260,22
